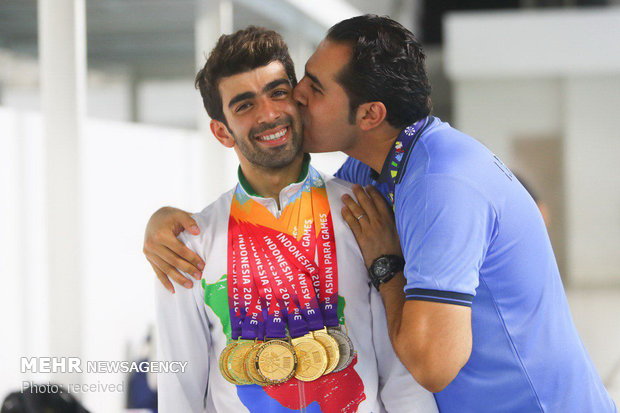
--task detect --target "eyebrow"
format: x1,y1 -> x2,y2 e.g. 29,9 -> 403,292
227,78 -> 291,109
305,70 -> 324,90
228,92 -> 254,108
264,78 -> 291,92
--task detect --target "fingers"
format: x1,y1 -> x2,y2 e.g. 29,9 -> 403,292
156,246 -> 203,280
366,185 -> 394,220
179,212 -> 201,236
165,239 -> 205,277
148,260 -> 175,294
144,206 -> 202,290
342,193 -> 368,227
144,223 -> 203,279
351,185 -> 379,222
341,204 -> 362,236
148,255 -> 194,289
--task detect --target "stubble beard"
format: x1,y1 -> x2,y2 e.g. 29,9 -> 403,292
233,118 -> 303,170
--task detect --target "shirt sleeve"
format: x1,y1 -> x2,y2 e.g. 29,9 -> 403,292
395,174 -> 496,307
369,288 -> 439,412
335,156 -> 372,186
155,233 -> 211,413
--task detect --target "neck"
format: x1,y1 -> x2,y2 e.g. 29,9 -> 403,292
345,124 -> 401,174
239,152 -> 305,203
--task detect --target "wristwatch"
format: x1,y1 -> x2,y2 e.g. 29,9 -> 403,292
368,255 -> 405,290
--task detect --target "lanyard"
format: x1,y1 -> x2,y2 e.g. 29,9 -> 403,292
227,221 -> 263,340
245,228 -> 286,339
372,117 -> 430,206
227,166 -> 340,338
311,186 -> 339,327
241,221 -> 310,338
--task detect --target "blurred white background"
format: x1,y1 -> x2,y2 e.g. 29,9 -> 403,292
0,0 -> 619,411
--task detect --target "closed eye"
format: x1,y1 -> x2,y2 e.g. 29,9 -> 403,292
235,102 -> 251,113
272,89 -> 289,98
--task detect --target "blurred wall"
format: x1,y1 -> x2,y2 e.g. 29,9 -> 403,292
445,8 -> 620,287
0,109 -> 214,411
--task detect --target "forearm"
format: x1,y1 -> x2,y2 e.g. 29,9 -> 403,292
372,287 -> 439,412
377,271 -> 407,347
378,274 -> 472,393
376,273 -> 431,388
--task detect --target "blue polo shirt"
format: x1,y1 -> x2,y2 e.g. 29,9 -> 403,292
335,117 -> 616,412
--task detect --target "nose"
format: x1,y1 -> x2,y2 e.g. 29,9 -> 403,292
293,81 -> 308,106
257,97 -> 281,124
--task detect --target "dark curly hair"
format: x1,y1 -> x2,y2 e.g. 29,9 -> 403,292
326,15 -> 432,129
195,26 -> 296,124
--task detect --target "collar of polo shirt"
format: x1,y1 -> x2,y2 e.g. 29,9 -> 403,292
237,153 -> 311,198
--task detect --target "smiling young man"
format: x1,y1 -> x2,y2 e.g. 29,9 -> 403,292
147,16 -> 615,413
154,26 -> 436,413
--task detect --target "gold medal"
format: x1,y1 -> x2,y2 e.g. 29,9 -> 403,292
227,339 -> 255,385
328,326 -> 355,373
255,339 -> 297,384
219,341 -> 242,385
291,334 -> 328,381
312,328 -> 340,375
244,341 -> 270,386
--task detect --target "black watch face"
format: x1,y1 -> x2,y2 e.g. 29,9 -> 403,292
374,257 -> 391,278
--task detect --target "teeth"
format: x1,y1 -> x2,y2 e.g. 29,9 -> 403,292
258,128 -> 287,141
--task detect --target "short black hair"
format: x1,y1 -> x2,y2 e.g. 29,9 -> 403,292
326,15 -> 432,129
195,26 -> 296,124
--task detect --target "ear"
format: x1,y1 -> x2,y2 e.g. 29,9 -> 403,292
356,101 -> 387,131
210,119 -> 235,148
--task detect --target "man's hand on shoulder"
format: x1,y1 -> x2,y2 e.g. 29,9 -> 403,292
143,206 -> 205,293
341,184 -> 402,268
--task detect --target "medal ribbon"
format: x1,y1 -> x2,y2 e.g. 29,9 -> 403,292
227,219 -> 243,340
312,202 -> 339,327
244,224 -> 287,339
240,221 -> 309,338
232,224 -> 264,340
260,179 -> 340,328
297,188 -> 317,257
262,231 -> 324,332
265,186 -> 340,328
227,166 -> 341,338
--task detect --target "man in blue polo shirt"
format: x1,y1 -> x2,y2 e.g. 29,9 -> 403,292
143,15 -> 616,412
334,116 -> 614,411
